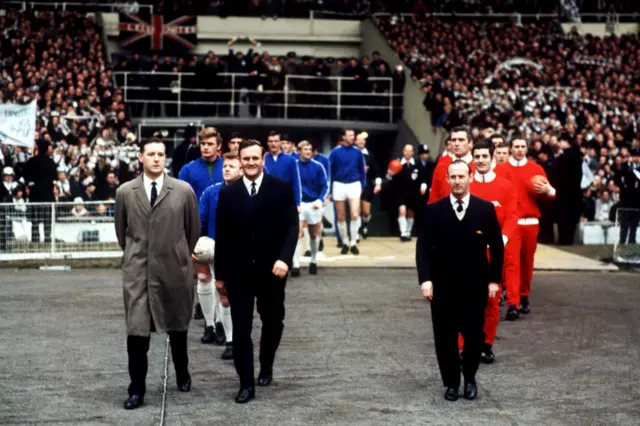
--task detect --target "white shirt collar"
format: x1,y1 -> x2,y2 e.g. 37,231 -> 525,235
450,192 -> 470,220
243,172 -> 264,196
360,147 -> 369,156
400,157 -> 415,165
474,170 -> 496,183
454,153 -> 473,164
269,151 -> 282,161
508,156 -> 528,167
142,173 -> 164,201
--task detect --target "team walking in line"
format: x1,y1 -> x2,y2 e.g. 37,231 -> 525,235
115,125 -> 554,407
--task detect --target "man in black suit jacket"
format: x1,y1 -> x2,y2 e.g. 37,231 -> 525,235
214,139 -> 299,404
415,160 -> 504,402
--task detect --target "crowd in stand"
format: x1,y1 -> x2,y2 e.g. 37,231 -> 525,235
1,5 -> 639,248
0,10 -> 136,218
376,14 -> 639,223
114,41 -> 406,121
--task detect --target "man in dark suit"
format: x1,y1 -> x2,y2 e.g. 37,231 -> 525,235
416,160 -> 504,402
214,139 -> 299,404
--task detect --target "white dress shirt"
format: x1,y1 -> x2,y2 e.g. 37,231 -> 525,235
243,173 -> 264,196
450,193 -> 470,221
142,173 -> 164,203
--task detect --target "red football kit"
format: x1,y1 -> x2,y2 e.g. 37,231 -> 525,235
458,170 -> 518,350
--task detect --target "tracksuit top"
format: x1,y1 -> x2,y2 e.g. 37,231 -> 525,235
264,151 -> 302,206
199,182 -> 223,239
298,158 -> 329,203
328,144 -> 366,192
178,156 -> 224,201
499,157 -> 556,220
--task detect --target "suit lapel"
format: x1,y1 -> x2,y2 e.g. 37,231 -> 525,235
132,175 -> 151,216
153,175 -> 173,210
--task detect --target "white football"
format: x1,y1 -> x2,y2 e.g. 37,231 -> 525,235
193,237 -> 215,263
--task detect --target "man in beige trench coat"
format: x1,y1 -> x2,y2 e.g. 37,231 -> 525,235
115,137 -> 200,410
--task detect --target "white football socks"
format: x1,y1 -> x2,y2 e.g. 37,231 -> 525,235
338,221 -> 348,244
220,305 -> 233,344
407,218 -> 415,236
196,280 -> 215,327
310,235 -> 319,263
349,219 -> 360,246
398,217 -> 408,236
293,239 -> 302,268
303,227 -> 311,253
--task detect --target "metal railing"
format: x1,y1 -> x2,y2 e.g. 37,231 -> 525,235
0,201 -> 121,261
372,12 -> 640,23
2,1 -> 154,13
113,71 -> 403,123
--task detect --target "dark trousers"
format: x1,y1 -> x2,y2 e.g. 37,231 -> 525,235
227,275 -> 286,388
126,331 -> 189,396
430,290 -> 486,389
556,218 -> 578,245
28,204 -> 52,243
620,210 -> 640,244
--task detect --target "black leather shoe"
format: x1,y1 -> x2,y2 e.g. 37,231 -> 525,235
309,262 -> 317,275
221,344 -> 233,360
304,250 -> 311,257
350,245 -> 359,255
480,345 -> 495,364
124,394 -> 144,410
506,305 -> 519,321
340,245 -> 349,255
444,387 -> 458,401
519,296 -> 531,314
201,325 -> 216,344
235,387 -> 255,404
257,373 -> 273,387
214,322 -> 226,345
464,382 -> 478,400
177,378 -> 191,392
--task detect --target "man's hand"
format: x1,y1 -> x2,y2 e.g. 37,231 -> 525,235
272,260 -> 289,278
373,184 -> 381,194
297,206 -> 301,213
420,281 -> 433,300
312,200 -> 322,210
488,283 -> 500,298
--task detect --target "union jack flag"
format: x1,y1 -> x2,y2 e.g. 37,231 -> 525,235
118,12 -> 197,52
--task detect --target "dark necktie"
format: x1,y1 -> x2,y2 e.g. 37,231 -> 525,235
150,182 -> 158,206
251,182 -> 257,197
456,199 -> 464,213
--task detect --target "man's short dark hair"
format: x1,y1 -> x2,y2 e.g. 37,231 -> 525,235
342,129 -> 354,137
447,159 -> 472,175
267,130 -> 280,138
239,139 -> 264,156
490,134 -> 505,144
229,132 -> 242,140
510,133 -> 528,147
449,126 -> 470,139
140,137 -> 166,153
471,139 -> 494,157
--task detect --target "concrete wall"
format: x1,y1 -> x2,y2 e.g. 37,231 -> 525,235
360,19 -> 440,156
561,23 -> 638,37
